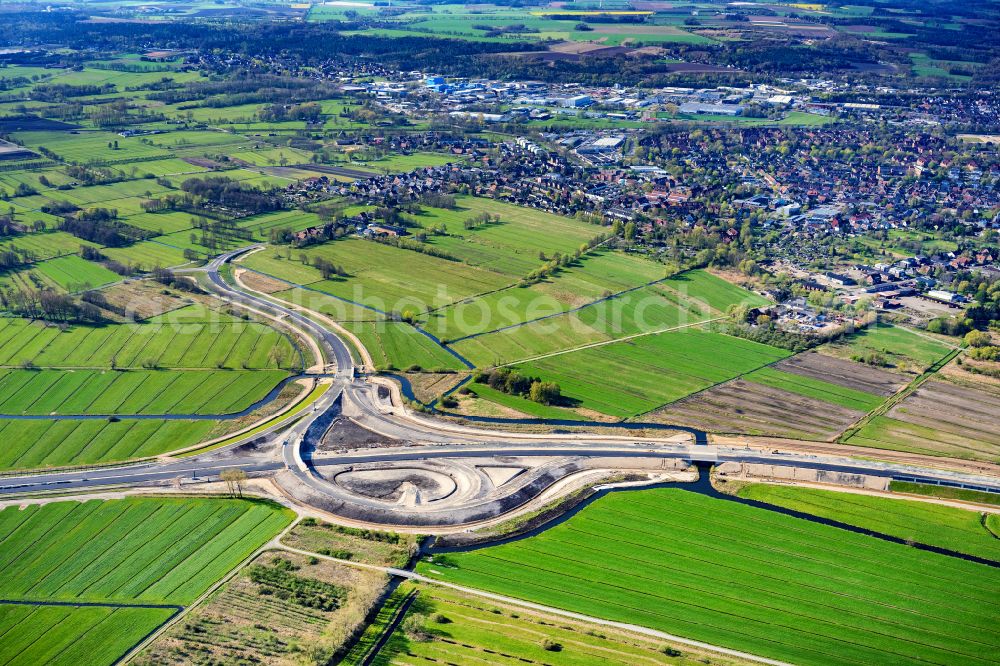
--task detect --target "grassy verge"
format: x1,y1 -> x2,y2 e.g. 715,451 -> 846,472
418,487 -> 1000,666
890,481 -> 1000,507
176,382 -> 327,457
737,483 -> 1000,561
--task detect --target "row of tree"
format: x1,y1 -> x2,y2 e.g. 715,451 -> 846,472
0,287 -> 103,323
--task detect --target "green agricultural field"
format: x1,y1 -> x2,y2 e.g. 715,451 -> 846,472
0,497 -> 293,666
410,195 -> 603,276
159,102 -> 265,124
853,229 -> 959,258
821,323 -> 955,373
50,179 -> 174,207
660,111 -> 834,127
31,255 -> 121,292
123,210 -> 200,234
341,320 -> 467,371
909,53 -> 974,81
737,483 -> 1000,561
115,157 -> 210,177
419,487 -> 1000,666
0,231 -> 98,262
101,240 -> 191,270
0,604 -> 175,666
778,111 -> 837,125
355,151 -> 464,173
0,317 -> 298,370
153,229 -> 243,257
241,237 -> 510,312
0,168 -> 73,192
11,130 -> 172,164
228,146 -> 314,167
743,366 -> 884,412
362,583 -> 704,666
0,497 -> 292,603
238,209 -> 324,239
512,328 -> 789,417
423,249 -> 669,341
451,269 -> 765,366
147,130 -> 249,149
0,369 -> 287,416
0,418 -> 217,470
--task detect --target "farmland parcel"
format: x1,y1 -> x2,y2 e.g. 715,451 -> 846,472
418,487 -> 1000,666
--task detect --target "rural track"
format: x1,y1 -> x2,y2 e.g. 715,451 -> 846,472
276,545 -> 797,666
6,248 -> 999,666
4,246 -> 998,511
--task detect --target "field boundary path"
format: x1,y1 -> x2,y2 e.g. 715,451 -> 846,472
358,589 -> 420,666
444,264 -> 678,345
497,316 -> 727,366
839,346 -> 963,443
276,545 -> 795,666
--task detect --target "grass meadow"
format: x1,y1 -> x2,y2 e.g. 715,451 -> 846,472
451,269 -> 767,367
242,237 -> 511,311
365,584 -> 701,666
419,487 -> 1000,666
423,249 -> 668,341
341,321 -> 468,371
514,328 -> 790,417
411,195 -> 602,275
737,483 -> 1000,562
0,232 -> 97,262
101,241 -> 190,270
30,255 -> 121,292
12,130 -> 173,163
822,323 -> 954,372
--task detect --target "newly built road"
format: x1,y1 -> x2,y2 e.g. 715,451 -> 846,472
3,247 -> 997,521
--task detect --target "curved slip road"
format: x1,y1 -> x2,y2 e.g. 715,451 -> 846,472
3,246 -> 998,507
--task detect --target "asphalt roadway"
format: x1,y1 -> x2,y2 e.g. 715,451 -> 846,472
2,248 -> 998,508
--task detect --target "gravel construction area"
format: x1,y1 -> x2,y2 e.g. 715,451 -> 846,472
776,352 -> 906,396
648,378 -> 864,441
319,416 -> 400,451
